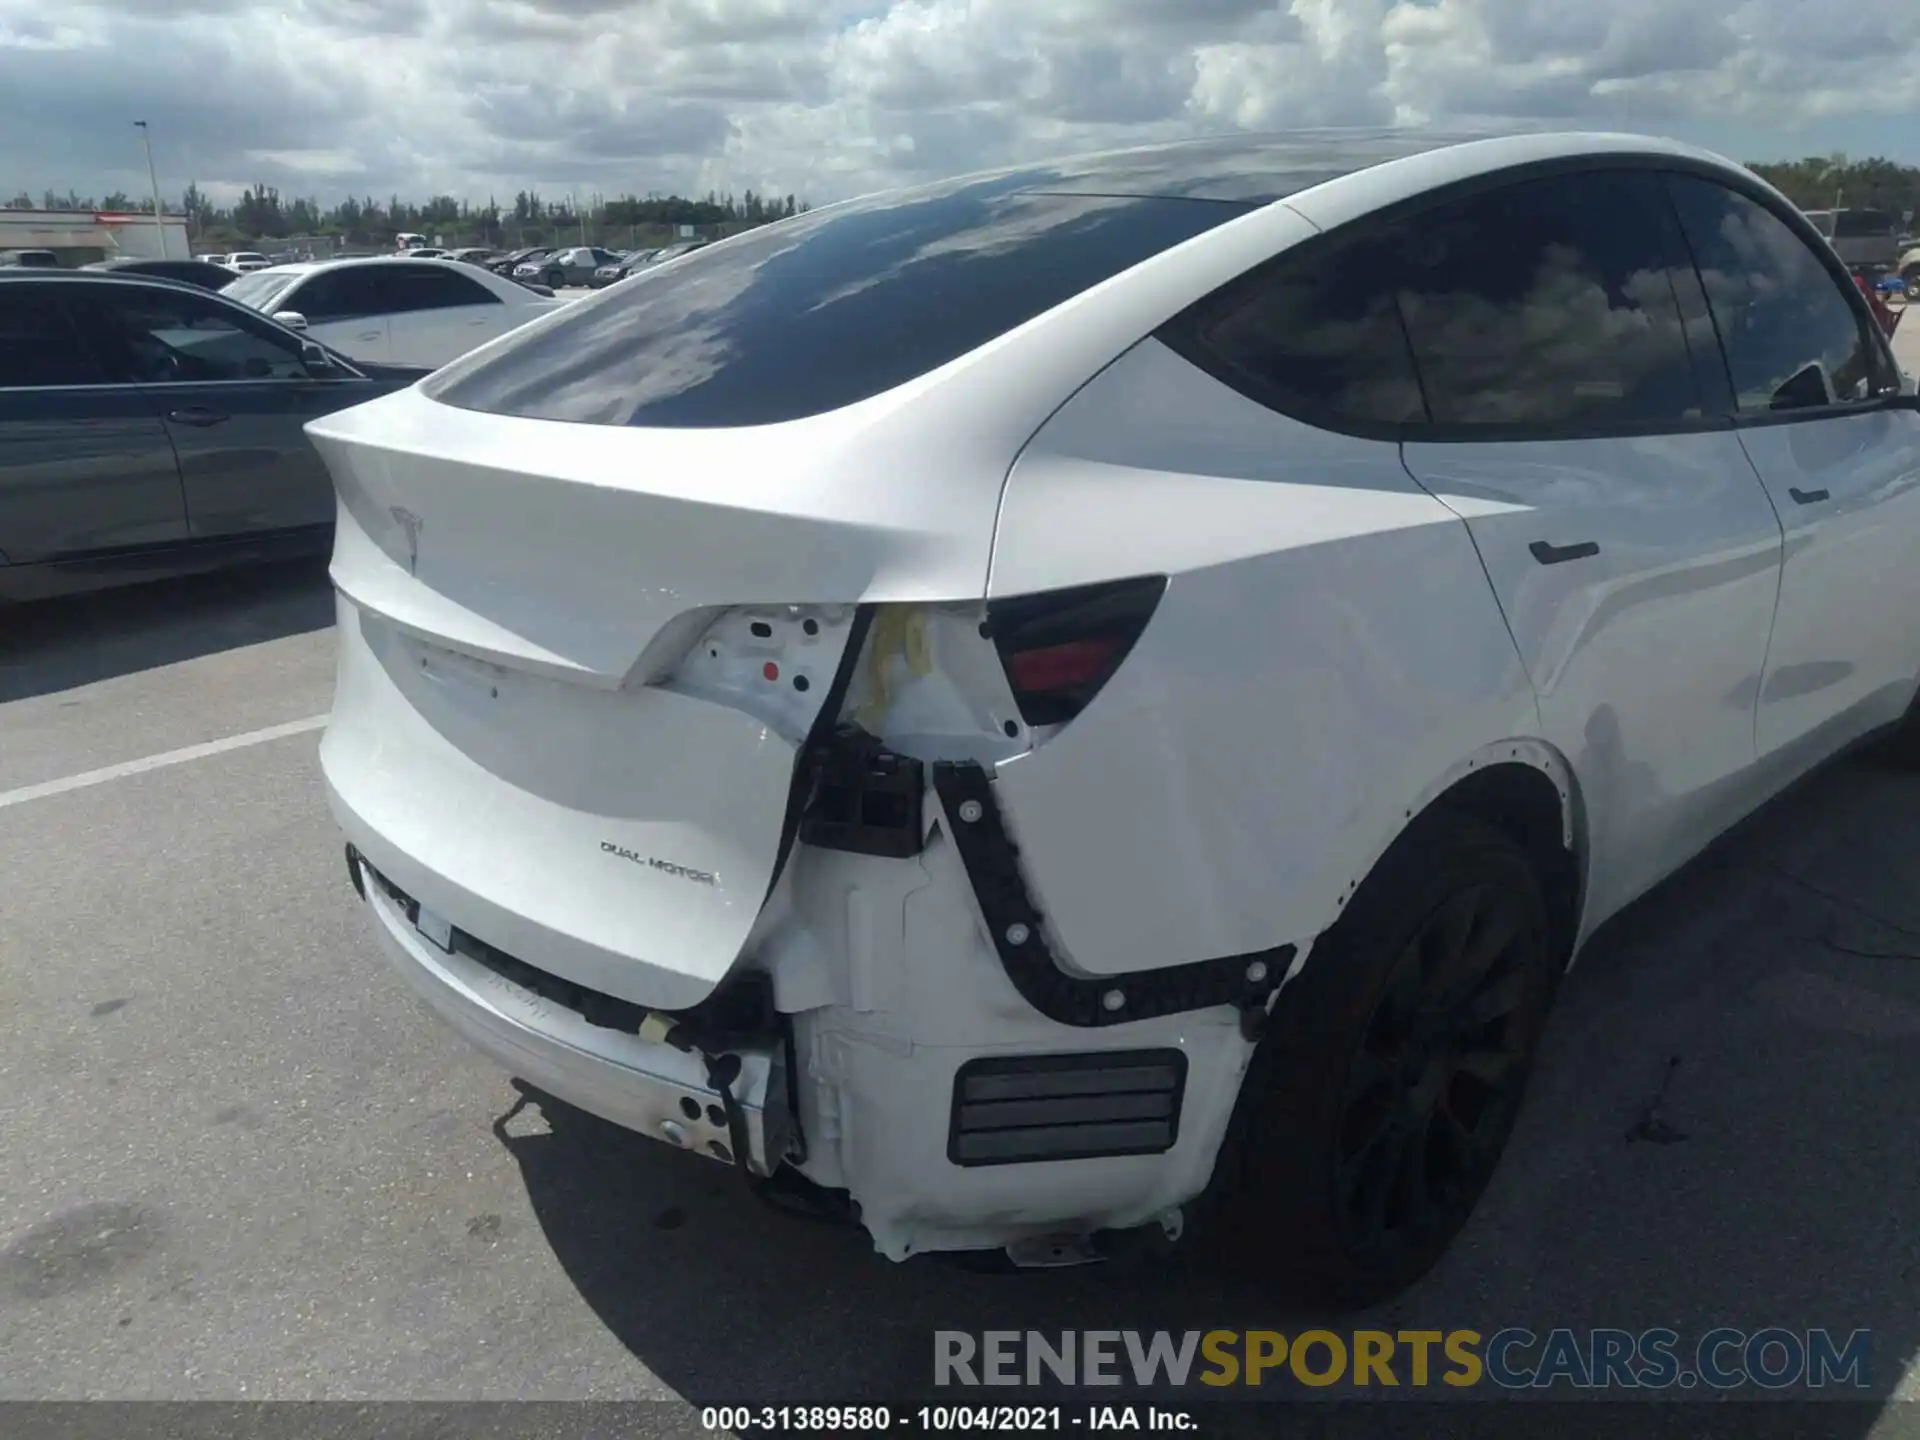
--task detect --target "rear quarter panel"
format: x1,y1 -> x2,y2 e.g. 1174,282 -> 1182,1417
987,337 -> 1544,977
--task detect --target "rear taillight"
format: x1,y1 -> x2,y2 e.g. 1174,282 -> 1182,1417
987,576 -> 1166,727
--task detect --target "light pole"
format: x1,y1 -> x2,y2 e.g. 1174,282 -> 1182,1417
133,121 -> 168,258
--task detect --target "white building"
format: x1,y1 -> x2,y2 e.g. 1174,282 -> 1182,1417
0,209 -> 192,263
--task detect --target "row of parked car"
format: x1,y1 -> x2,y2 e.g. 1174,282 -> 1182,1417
38,252 -> 571,365
0,233 -> 730,598
252,239 -> 718,292
2,249 -> 280,288
467,239 -> 712,289
0,246 -> 580,596
0,227 -> 731,604
0,232 -> 638,598
0,265 -> 432,600
195,251 -> 275,272
4,236 -> 717,289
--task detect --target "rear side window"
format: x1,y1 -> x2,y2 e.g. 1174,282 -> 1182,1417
1392,171 -> 1705,431
384,266 -> 498,311
293,269 -> 387,321
1155,217 -> 1428,429
426,183 -> 1252,427
1665,175 -> 1895,412
0,287 -> 108,386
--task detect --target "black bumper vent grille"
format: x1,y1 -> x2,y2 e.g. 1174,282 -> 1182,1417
948,1049 -> 1187,1167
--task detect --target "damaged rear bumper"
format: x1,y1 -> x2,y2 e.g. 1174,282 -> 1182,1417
354,850 -> 791,1176
330,584 -> 1305,1262
348,823 -> 1271,1262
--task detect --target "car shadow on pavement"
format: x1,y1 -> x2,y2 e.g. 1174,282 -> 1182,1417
0,558 -> 334,702
497,749 -> 1920,1423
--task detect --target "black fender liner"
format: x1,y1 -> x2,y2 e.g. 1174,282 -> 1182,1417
931,761 -> 1290,1028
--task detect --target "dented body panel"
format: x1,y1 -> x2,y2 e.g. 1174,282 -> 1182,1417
988,338 -> 1541,977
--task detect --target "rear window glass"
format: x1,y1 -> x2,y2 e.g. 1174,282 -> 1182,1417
425,180 -> 1251,427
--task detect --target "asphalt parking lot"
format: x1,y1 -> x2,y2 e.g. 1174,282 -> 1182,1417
4,327 -> 1920,1429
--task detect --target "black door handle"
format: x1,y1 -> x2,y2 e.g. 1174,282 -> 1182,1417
1529,539 -> 1601,566
1789,486 -> 1830,505
166,407 -> 228,427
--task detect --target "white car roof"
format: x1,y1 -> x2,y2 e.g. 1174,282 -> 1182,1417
392,128 -> 1759,438
250,255 -> 476,277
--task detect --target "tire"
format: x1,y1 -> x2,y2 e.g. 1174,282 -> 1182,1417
546,269 -> 565,289
1202,808 -> 1560,1307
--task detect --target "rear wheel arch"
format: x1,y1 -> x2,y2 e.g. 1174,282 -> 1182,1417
1425,760 -> 1583,968
1331,743 -> 1587,971
1202,747 -> 1585,1302
1209,800 -> 1568,1303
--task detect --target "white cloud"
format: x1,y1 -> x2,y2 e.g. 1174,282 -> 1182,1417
1,0 -> 1916,208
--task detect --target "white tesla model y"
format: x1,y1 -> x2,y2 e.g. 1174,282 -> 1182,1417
310,129 -> 1920,1302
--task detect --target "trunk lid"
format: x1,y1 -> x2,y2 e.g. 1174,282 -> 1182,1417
309,384 -> 1004,1008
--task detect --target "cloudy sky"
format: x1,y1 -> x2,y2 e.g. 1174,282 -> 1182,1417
2,0 -> 1917,210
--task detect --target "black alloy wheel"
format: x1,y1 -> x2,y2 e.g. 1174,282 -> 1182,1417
1332,880 -> 1534,1265
1203,809 -> 1561,1306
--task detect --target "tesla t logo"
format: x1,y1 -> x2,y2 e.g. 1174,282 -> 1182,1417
389,507 -> 423,574
600,841 -> 717,887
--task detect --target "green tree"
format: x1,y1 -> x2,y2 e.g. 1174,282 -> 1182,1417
180,183 -> 215,230
25,176 -> 812,245
1748,154 -> 1920,222
235,184 -> 286,238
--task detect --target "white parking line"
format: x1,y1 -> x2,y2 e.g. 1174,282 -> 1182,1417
0,715 -> 329,812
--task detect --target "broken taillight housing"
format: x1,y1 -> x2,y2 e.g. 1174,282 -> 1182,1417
986,575 -> 1167,727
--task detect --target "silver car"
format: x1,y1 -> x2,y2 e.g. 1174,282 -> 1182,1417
589,249 -> 651,287
513,246 -> 625,289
